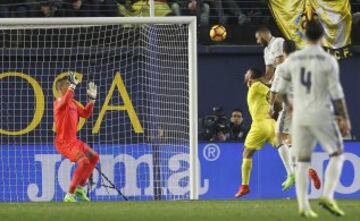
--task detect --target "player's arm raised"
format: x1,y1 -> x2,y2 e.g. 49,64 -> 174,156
76,82 -> 97,118
328,58 -> 351,136
55,72 -> 80,110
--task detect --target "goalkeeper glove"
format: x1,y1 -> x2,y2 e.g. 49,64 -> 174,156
87,82 -> 97,101
68,72 -> 80,90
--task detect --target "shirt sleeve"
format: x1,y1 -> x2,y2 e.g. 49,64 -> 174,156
75,101 -> 94,119
276,59 -> 291,94
328,57 -> 344,100
54,89 -> 74,111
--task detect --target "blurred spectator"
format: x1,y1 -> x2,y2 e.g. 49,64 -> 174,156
199,106 -> 230,142
228,108 -> 249,141
353,0 -> 360,25
60,0 -> 94,17
31,1 -> 62,17
170,0 -> 210,25
239,0 -> 270,25
6,0 -> 31,17
117,0 -> 172,17
0,1 -> 10,17
96,0 -> 118,17
208,0 -> 249,25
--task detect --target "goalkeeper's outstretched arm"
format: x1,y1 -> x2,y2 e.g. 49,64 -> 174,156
55,72 -> 80,110
75,81 -> 98,119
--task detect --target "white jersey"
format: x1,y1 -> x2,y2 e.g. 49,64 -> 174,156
277,44 -> 344,125
270,62 -> 292,96
264,37 -> 284,68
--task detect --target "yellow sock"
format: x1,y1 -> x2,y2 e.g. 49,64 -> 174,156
241,158 -> 253,185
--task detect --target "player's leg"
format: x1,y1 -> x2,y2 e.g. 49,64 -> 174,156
55,142 -> 90,202
314,122 -> 345,216
79,143 -> 99,186
285,114 -> 321,190
276,111 -> 294,185
293,124 -> 318,217
235,123 -> 266,198
267,117 -> 294,190
75,142 -> 100,201
277,133 -> 294,191
235,147 -> 256,198
67,155 -> 90,202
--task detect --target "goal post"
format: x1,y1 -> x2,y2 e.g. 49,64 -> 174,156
0,17 -> 199,201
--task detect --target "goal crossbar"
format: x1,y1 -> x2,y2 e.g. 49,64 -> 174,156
0,17 -> 197,25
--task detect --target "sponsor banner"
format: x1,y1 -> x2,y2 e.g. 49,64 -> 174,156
0,144 -> 191,202
1,142 -> 359,202
199,142 -> 360,199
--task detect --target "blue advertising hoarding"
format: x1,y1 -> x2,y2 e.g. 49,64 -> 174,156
198,142 -> 360,199
0,142 -> 359,201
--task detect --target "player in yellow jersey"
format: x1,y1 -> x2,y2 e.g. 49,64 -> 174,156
235,68 -> 277,198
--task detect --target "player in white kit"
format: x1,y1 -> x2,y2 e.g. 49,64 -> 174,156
270,40 -> 321,191
255,26 -> 284,83
277,20 -> 351,218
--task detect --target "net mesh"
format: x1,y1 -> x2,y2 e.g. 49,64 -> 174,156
0,21 -> 191,202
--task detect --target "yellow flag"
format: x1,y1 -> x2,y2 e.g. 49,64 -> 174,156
268,0 -> 352,51
309,0 -> 352,49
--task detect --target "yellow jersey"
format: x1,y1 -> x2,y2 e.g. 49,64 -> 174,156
247,81 -> 270,122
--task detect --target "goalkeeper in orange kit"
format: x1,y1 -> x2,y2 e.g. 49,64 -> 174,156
54,72 -> 99,202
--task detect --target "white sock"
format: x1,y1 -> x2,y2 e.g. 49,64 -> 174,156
322,154 -> 345,200
278,144 -> 294,176
295,162 -> 310,210
289,145 -> 297,172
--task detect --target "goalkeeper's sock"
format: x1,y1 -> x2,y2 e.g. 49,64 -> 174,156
278,143 -> 293,176
295,162 -> 310,210
323,154 -> 344,200
79,153 -> 99,186
69,158 -> 90,194
241,158 -> 252,185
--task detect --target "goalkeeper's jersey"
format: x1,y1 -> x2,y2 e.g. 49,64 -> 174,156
54,89 -> 93,144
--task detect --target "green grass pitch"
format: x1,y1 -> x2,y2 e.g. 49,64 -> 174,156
1,199 -> 360,221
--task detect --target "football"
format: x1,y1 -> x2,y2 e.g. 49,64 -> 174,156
209,25 -> 227,42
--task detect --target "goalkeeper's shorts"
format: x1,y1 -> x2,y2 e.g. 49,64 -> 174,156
244,119 -> 277,150
55,139 -> 91,162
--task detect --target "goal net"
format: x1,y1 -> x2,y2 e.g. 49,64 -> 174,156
0,17 -> 198,202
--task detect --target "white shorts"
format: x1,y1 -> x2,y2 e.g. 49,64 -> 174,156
292,120 -> 343,161
276,110 -> 291,134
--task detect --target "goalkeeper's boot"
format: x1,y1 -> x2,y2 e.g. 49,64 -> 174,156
281,174 -> 295,191
319,197 -> 345,217
75,187 -> 90,202
64,193 -> 77,203
234,185 -> 250,198
299,208 -> 319,218
308,168 -> 321,190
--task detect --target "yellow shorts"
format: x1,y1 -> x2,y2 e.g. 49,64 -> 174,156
244,119 -> 277,150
